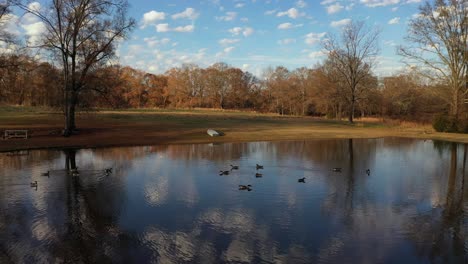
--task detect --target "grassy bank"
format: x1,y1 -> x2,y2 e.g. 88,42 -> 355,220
0,106 -> 466,152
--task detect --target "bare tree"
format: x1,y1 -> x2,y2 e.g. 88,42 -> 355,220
399,0 -> 468,120
322,20 -> 380,123
15,0 -> 135,136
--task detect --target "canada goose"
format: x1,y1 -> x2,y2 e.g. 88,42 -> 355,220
255,173 -> 263,178
219,170 -> 230,175
238,184 -> 252,191
256,164 -> 264,170
298,177 -> 306,183
230,165 -> 239,170
332,168 -> 342,172
366,169 -> 370,175
41,171 -> 50,177
30,181 -> 38,187
105,168 -> 112,174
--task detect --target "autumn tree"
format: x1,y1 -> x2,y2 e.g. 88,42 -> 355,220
399,0 -> 468,121
204,62 -> 231,109
16,0 -> 135,136
263,66 -> 292,115
144,73 -> 169,108
313,64 -> 345,118
290,67 -> 315,115
166,64 -> 203,108
323,20 -> 380,123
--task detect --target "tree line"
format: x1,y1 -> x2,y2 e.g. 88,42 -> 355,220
0,53 -> 453,121
0,0 -> 466,134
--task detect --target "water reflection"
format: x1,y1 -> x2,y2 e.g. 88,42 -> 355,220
0,139 -> 466,263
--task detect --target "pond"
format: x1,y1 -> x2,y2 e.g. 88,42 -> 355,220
0,138 -> 466,263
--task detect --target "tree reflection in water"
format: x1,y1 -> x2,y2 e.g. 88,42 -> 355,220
403,143 -> 467,263
0,139 -> 466,263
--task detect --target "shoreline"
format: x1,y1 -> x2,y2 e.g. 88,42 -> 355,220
1,131 -> 467,153
1,109 -> 467,152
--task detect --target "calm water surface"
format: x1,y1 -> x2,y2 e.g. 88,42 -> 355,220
0,138 -> 467,263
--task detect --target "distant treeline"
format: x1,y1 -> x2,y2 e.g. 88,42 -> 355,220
0,54 -> 464,124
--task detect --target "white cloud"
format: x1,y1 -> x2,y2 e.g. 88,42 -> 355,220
143,37 -> 171,47
327,3 -> 344,14
304,32 -> 326,45
278,23 -> 292,29
229,27 -> 243,35
156,23 -> 170,32
264,9 -> 277,15
156,23 -> 194,33
277,22 -> 304,30
243,27 -> 254,37
320,0 -> 337,5
235,3 -> 245,8
172,8 -> 199,20
224,46 -> 235,53
296,0 -> 307,8
277,8 -> 303,19
22,21 -> 47,46
216,46 -> 235,57
308,50 -> 327,58
0,13 -> 21,37
360,0 -> 400,7
330,18 -> 351,27
219,38 -> 240,45
388,17 -> 400,24
228,27 -> 254,37
278,38 -> 296,45
142,10 -> 166,28
28,2 -> 42,12
173,25 -> 194,32
216,11 -> 237,21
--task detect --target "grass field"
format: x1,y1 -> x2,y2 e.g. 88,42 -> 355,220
0,105 -> 466,152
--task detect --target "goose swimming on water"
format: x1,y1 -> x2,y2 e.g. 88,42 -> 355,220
30,181 -> 38,187
256,164 -> 263,170
219,170 -> 230,175
332,168 -> 342,172
298,177 -> 306,183
230,165 -> 239,170
239,184 -> 252,191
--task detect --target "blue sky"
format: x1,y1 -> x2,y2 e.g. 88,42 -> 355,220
4,0 -> 427,77
118,0 -> 425,77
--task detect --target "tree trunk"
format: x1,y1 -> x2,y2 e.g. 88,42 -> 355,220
337,103 -> 342,120
349,98 -> 355,123
452,88 -> 460,120
63,89 -> 77,137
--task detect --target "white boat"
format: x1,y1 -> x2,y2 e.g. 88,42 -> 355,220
207,129 -> 221,137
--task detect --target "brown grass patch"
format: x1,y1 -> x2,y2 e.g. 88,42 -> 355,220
0,108 -> 466,152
